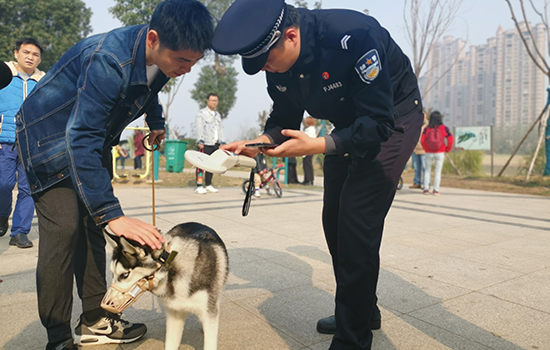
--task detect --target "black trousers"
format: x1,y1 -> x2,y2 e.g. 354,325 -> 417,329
302,155 -> 314,184
33,178 -> 107,348
323,109 -> 424,350
196,143 -> 220,186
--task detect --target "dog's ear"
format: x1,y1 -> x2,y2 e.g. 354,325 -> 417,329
118,235 -> 148,259
103,226 -> 120,249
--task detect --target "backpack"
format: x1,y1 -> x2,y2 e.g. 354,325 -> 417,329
425,126 -> 445,152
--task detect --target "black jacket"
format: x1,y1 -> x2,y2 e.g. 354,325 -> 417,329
264,8 -> 422,158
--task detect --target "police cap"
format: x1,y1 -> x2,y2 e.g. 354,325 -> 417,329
0,62 -> 12,90
212,0 -> 287,75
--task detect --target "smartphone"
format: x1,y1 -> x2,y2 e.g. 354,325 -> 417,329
245,142 -> 279,149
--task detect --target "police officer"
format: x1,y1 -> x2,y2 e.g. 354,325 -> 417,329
214,0 -> 423,348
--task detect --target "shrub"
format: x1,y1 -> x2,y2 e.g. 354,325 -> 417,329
442,150 -> 483,175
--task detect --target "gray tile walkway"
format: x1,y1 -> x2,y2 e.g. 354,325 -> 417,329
1,181 -> 549,350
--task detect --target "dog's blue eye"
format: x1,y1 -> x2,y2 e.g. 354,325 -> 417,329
120,272 -> 130,280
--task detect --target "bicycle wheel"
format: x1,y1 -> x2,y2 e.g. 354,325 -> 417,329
397,176 -> 403,190
242,180 -> 250,194
273,179 -> 283,197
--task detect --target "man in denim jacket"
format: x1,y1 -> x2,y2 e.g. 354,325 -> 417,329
16,1 -> 213,349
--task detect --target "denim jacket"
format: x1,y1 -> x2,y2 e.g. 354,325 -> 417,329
16,25 -> 170,225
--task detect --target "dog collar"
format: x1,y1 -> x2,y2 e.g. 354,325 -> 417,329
156,243 -> 178,269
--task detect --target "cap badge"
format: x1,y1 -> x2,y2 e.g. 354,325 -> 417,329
322,72 -> 330,80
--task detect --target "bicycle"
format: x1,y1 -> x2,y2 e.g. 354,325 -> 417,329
242,164 -> 283,198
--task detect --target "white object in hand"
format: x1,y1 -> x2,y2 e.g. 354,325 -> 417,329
184,149 -> 257,174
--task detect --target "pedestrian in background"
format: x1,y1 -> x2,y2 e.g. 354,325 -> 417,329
194,93 -> 225,194
0,38 -> 45,248
409,112 -> 428,189
133,129 -> 145,169
421,111 -> 454,195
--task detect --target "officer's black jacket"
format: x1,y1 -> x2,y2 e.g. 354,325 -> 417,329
264,8 -> 422,158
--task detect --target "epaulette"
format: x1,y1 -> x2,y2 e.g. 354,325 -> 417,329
319,29 -> 366,52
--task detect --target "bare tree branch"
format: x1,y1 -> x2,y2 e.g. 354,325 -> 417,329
505,0 -> 550,75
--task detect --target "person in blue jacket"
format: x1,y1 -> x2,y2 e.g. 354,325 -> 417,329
16,1 -> 213,349
213,0 -> 424,348
0,38 -> 45,248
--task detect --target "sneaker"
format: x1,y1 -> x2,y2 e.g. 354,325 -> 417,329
9,233 -> 33,248
433,190 -> 440,196
254,190 -> 261,198
194,186 -> 207,194
74,313 -> 147,346
423,190 -> 430,195
409,184 -> 421,189
205,185 -> 219,193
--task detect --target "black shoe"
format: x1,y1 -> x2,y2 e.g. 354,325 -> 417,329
316,314 -> 382,334
9,233 -> 33,248
48,339 -> 76,350
0,217 -> 8,237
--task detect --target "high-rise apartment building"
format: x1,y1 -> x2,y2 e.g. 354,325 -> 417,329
421,22 -> 547,127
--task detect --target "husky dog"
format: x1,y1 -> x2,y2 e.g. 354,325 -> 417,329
104,222 -> 228,350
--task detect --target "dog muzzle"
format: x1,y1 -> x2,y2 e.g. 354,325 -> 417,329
101,276 -> 154,314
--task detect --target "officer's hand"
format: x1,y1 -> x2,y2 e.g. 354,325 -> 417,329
148,129 -> 166,148
221,139 -> 266,157
108,216 -> 165,250
263,129 -> 326,157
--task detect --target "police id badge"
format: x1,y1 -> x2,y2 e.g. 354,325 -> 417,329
355,49 -> 381,84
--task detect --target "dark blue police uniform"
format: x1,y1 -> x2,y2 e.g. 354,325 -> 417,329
213,2 -> 424,349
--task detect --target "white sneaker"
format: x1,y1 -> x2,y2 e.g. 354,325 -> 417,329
205,185 -> 219,193
254,190 -> 261,198
195,186 -> 207,194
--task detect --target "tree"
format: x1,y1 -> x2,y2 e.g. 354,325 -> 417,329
0,0 -> 92,71
402,0 -> 465,95
503,0 -> 550,179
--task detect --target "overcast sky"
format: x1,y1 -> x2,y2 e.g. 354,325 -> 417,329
83,0 -> 539,141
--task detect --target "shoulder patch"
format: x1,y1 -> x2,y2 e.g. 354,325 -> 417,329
355,49 -> 381,84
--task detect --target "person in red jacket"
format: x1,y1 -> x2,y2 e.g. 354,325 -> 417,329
421,111 -> 453,195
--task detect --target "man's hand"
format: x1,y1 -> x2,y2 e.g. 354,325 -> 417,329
221,135 -> 272,157
108,216 -> 164,249
262,129 -> 326,157
148,129 -> 166,149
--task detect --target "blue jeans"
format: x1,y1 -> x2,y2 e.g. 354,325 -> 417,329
424,152 -> 445,192
411,153 -> 425,185
0,143 -> 34,236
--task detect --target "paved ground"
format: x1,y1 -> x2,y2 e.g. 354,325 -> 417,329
1,176 -> 549,350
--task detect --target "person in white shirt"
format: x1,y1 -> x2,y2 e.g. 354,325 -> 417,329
194,93 -> 225,194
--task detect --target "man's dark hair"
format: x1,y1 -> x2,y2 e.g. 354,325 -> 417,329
206,93 -> 218,100
428,111 -> 443,128
14,38 -> 44,54
282,5 -> 300,30
150,0 -> 214,52
275,5 -> 300,48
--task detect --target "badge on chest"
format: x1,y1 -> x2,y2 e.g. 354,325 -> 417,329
355,49 -> 381,84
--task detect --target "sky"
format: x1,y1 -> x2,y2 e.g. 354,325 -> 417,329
82,0 -> 539,141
